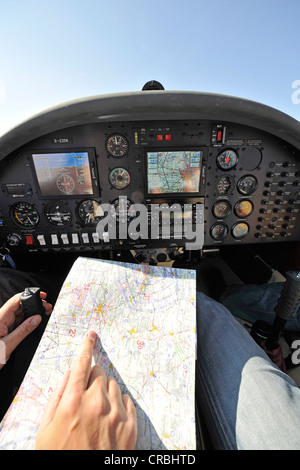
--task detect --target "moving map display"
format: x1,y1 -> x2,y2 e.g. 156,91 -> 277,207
147,150 -> 202,194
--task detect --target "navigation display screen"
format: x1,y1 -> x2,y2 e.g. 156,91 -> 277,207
147,150 -> 202,194
32,151 -> 94,196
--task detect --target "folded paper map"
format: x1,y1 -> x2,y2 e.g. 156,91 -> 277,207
0,257 -> 196,450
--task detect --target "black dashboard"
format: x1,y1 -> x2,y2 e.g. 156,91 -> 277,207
1,90 -> 300,263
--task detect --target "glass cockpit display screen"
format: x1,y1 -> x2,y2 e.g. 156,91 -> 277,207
147,150 -> 202,194
32,151 -> 94,196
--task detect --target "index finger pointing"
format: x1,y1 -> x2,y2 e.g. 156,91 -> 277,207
66,330 -> 97,393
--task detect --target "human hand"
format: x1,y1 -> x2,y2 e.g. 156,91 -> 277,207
35,330 -> 137,450
0,291 -> 52,369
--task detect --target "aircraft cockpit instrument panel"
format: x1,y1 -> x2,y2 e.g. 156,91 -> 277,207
0,91 -> 300,255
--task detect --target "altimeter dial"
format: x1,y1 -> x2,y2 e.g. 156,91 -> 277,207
105,133 -> 129,157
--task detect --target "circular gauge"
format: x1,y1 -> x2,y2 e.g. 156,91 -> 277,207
212,200 -> 232,219
234,199 -> 253,218
217,149 -> 239,171
210,223 -> 228,240
77,199 -> 104,225
111,198 -> 135,223
56,174 -> 75,194
232,222 -> 249,239
215,176 -> 235,195
109,168 -> 131,189
10,202 -> 39,228
44,202 -> 72,226
105,133 -> 129,158
237,175 -> 258,195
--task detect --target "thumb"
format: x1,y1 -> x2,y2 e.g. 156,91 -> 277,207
4,315 -> 42,358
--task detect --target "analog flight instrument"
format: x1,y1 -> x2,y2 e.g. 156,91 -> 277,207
237,175 -> 258,195
44,202 -> 72,226
10,202 -> 39,228
234,200 -> 253,218
111,198 -> 135,223
210,223 -> 228,240
232,222 -> 249,239
77,199 -> 104,225
212,200 -> 232,219
105,133 -> 129,157
217,149 -> 238,170
215,176 -> 235,195
109,168 -> 131,189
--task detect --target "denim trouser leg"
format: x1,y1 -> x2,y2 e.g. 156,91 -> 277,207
196,292 -> 300,449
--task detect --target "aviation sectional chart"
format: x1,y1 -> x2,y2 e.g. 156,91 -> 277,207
0,257 -> 196,450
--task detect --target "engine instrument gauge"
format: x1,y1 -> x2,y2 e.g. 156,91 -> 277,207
234,199 -> 253,218
105,133 -> 129,158
212,200 -> 231,219
210,223 -> 228,240
77,199 -> 104,225
44,202 -> 72,226
217,149 -> 238,170
10,202 -> 39,228
232,222 -> 249,239
237,175 -> 257,195
109,168 -> 131,189
215,176 -> 235,195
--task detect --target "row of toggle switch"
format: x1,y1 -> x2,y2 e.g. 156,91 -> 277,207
34,231 -> 108,247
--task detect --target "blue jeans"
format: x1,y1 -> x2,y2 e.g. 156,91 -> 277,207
196,292 -> 300,449
221,282 -> 300,330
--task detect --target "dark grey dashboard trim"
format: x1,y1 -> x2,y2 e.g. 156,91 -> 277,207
1,91 -> 300,160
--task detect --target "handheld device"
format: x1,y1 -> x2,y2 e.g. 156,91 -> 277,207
20,287 -> 44,318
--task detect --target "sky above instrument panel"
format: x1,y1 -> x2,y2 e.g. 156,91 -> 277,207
0,0 -> 299,136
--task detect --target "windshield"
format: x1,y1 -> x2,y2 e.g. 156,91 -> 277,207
0,0 -> 299,136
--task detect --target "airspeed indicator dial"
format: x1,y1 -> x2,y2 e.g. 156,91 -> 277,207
10,202 -> 39,228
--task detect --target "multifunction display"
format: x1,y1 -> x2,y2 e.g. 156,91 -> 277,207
147,150 -> 202,195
